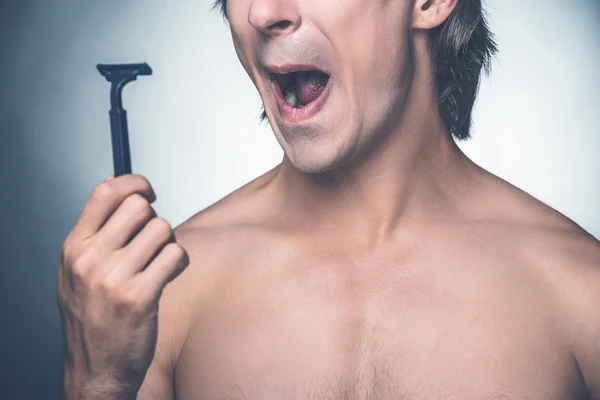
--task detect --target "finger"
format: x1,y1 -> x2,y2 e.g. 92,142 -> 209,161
72,174 -> 157,240
136,242 -> 189,300
91,194 -> 158,252
108,217 -> 175,279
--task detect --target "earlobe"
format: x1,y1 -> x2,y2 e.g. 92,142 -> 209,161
412,0 -> 457,30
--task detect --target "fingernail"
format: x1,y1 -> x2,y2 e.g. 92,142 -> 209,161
105,174 -> 115,181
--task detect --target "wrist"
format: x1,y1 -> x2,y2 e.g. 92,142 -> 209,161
62,365 -> 138,400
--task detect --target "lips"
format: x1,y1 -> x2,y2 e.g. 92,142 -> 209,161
264,63 -> 331,76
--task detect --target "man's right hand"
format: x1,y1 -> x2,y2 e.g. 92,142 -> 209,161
57,174 -> 190,400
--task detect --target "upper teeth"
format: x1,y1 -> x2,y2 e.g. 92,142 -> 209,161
284,83 -> 298,107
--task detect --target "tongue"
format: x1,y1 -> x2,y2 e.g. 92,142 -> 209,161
295,70 -> 329,106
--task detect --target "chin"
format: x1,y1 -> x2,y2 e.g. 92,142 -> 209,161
282,138 -> 356,175
269,101 -> 361,174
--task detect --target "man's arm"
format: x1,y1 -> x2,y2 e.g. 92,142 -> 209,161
135,307 -> 178,400
136,360 -> 175,399
573,269 -> 600,400
559,234 -> 600,399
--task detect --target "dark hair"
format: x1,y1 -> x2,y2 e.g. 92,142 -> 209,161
210,0 -> 497,140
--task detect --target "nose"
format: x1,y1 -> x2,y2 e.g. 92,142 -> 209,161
248,0 -> 301,37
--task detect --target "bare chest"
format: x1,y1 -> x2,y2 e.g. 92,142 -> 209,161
174,253 -> 587,400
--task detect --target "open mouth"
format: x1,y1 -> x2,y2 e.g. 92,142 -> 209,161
270,70 -> 330,109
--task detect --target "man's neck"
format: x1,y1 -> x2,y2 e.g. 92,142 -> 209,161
267,58 -> 483,249
270,124 -> 480,246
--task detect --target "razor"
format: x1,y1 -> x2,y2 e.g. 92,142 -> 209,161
97,63 -> 153,177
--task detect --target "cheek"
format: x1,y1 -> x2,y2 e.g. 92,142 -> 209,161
348,23 -> 413,132
227,0 -> 253,55
330,4 -> 410,102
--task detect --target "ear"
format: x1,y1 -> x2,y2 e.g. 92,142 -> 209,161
412,0 -> 457,30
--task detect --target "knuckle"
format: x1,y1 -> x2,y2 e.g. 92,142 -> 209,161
164,242 -> 185,262
133,174 -> 154,195
114,285 -> 145,311
98,274 -> 119,294
124,194 -> 151,218
134,174 -> 151,187
91,182 -> 117,203
151,217 -> 173,241
61,234 -> 85,267
124,193 -> 149,210
71,253 -> 95,281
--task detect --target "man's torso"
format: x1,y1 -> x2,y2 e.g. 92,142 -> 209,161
164,168 -> 597,400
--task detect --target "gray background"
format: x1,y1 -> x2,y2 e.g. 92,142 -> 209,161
0,0 -> 598,398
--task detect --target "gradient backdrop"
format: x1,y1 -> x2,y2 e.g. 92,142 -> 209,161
0,0 -> 599,398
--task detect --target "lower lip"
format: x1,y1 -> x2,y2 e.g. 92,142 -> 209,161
270,76 -> 332,123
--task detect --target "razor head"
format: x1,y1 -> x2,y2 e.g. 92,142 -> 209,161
97,63 -> 153,83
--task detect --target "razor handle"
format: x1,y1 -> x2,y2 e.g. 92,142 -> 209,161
109,107 -> 132,176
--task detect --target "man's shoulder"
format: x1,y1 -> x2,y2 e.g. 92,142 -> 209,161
475,171 -> 599,264
177,164 -> 281,231
499,186 -> 600,393
489,177 -> 600,313
467,174 -> 600,393
470,172 -> 600,327
524,216 -> 600,306
535,223 -> 600,395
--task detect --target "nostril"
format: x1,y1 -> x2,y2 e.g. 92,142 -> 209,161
270,20 -> 292,30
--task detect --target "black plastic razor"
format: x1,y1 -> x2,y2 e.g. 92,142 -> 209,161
97,63 -> 152,177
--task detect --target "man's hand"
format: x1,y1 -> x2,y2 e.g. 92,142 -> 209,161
57,174 -> 189,399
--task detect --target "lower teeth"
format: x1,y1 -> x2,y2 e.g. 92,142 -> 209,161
284,84 -> 299,107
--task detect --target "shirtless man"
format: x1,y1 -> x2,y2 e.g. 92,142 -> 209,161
57,0 -> 600,398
